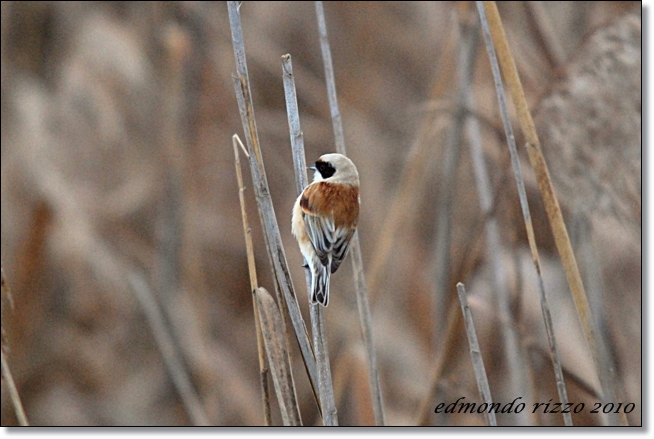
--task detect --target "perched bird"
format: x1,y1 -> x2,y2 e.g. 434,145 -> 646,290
292,153 -> 360,306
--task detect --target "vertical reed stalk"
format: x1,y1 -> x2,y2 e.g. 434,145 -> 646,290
456,283 -> 497,426
233,135 -> 272,425
282,54 -> 337,426
1,351 -> 29,426
476,1 -> 577,425
227,1 -> 320,402
1,267 -> 29,427
479,2 -> 608,396
482,1 -> 629,426
314,1 -> 385,425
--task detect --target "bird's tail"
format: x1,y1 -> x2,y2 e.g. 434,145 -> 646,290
311,263 -> 330,307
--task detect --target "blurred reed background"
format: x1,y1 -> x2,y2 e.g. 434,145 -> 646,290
0,1 -> 641,426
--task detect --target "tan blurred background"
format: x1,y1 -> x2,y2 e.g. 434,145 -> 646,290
0,1 -> 641,426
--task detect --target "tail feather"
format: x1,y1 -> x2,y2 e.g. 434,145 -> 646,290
311,263 -> 330,307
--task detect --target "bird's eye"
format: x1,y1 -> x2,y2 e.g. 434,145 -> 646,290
316,161 -> 336,179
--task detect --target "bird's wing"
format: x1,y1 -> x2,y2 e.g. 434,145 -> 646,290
302,212 -> 335,267
329,227 -> 355,273
299,181 -> 357,271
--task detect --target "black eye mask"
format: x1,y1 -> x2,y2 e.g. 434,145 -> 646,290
316,161 -> 336,179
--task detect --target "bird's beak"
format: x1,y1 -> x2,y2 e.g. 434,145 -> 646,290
308,165 -> 317,171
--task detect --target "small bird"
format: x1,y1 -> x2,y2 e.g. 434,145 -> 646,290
292,153 -> 360,306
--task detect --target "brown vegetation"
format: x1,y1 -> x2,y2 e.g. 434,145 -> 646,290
1,1 -> 640,426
